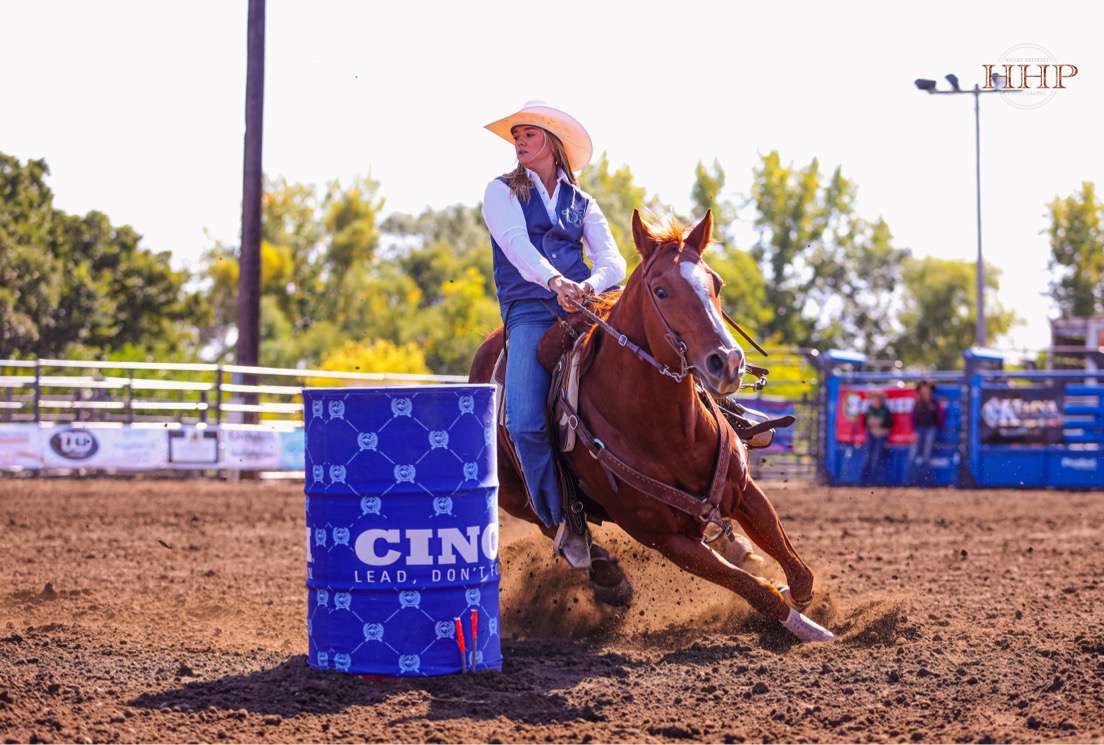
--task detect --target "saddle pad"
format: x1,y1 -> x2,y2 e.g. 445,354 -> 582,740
554,333 -> 589,453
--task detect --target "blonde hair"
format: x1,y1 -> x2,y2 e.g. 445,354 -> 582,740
501,128 -> 576,202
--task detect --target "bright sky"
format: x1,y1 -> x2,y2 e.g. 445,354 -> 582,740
3,1 -> 1102,352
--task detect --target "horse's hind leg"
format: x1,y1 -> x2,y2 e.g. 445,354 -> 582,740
651,532 -> 833,642
730,478 -> 814,606
587,542 -> 632,606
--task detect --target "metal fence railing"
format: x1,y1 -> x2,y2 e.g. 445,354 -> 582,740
0,358 -> 468,429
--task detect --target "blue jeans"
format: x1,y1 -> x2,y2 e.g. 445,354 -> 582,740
908,426 -> 938,484
502,299 -> 564,529
860,435 -> 887,484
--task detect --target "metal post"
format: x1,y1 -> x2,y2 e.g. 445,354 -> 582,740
126,372 -> 134,425
973,85 -> 986,347
33,360 -> 41,423
215,366 -> 224,426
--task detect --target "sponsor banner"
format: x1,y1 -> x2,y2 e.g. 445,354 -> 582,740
278,429 -> 305,469
221,428 -> 282,469
0,422 -> 307,470
40,425 -> 168,469
168,427 -> 219,466
1059,456 -> 1097,472
836,387 -> 917,445
0,424 -> 43,468
980,387 -> 1064,445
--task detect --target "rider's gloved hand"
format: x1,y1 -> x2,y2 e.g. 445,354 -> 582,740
548,276 -> 589,313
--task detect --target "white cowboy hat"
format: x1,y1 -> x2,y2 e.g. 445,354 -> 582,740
484,100 -> 593,171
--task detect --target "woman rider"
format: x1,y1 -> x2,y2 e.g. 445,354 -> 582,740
481,101 -> 626,568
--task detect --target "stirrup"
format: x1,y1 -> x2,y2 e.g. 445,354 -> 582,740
554,521 -> 592,569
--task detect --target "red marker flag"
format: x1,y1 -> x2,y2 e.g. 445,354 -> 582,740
470,608 -> 479,671
453,617 -> 467,673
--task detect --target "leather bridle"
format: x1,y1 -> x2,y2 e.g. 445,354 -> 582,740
567,242 -> 769,390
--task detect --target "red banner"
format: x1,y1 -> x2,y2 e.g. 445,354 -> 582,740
836,387 -> 917,445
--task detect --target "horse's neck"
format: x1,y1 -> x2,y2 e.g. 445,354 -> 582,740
585,289 -> 707,444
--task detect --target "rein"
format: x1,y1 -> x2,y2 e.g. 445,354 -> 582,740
565,296 -> 770,391
566,242 -> 770,389
566,296 -> 693,383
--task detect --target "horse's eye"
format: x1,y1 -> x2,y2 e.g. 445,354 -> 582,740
654,287 -> 668,299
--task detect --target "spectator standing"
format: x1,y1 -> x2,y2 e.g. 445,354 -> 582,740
860,390 -> 893,484
909,381 -> 943,484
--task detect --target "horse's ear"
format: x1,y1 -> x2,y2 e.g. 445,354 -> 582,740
631,209 -> 659,258
684,209 -> 714,254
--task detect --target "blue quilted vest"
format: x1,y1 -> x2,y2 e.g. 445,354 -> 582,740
490,176 -> 592,306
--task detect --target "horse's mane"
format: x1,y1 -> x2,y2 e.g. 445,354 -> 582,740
641,214 -> 712,253
587,289 -> 621,316
649,216 -> 688,245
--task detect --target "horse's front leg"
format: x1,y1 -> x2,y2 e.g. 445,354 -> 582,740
729,478 -> 815,607
651,532 -> 834,642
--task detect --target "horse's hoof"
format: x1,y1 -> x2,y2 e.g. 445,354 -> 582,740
779,585 -> 812,611
588,556 -> 633,607
590,574 -> 633,607
781,608 -> 835,643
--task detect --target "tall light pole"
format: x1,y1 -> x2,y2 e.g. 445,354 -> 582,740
236,0 -> 265,425
237,0 -> 265,373
914,73 -> 1017,348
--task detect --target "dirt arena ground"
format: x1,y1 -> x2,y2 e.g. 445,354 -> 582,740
1,479 -> 1101,743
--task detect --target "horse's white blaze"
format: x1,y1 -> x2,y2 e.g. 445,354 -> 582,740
679,260 -> 741,350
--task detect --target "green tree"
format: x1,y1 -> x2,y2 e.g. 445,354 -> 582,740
688,158 -> 772,333
1047,181 -> 1104,318
690,159 -> 736,241
0,152 -> 203,358
578,153 -> 664,270
805,216 -> 909,355
749,152 -> 848,344
201,176 -> 388,366
381,204 -> 489,259
306,339 -> 430,387
0,156 -> 62,355
748,151 -> 906,351
401,265 -> 500,374
895,257 -> 1017,369
318,176 -> 385,313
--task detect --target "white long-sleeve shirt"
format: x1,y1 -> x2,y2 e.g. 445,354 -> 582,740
482,168 -> 627,294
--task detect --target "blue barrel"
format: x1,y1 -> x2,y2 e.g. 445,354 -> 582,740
303,385 -> 501,676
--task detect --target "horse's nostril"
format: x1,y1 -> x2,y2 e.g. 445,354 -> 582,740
707,353 -> 725,376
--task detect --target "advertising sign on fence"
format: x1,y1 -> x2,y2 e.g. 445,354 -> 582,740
220,428 -> 282,468
0,424 -> 43,469
168,427 -> 219,465
980,387 -> 1064,445
40,425 -> 168,469
835,387 -> 917,445
278,429 -> 306,469
0,422 -> 309,472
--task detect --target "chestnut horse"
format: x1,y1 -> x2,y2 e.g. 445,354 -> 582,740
469,210 -> 833,642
